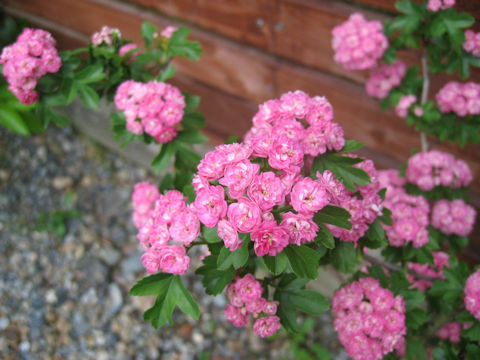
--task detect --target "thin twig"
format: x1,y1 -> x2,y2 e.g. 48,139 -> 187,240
420,55 -> 430,152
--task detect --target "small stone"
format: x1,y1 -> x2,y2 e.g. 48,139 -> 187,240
102,284 -> 123,323
98,247 -> 121,266
45,289 -> 57,304
52,176 -> 73,190
19,340 -> 30,352
0,317 -> 9,330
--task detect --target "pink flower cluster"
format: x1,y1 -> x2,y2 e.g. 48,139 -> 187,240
192,92 -> 355,256
406,150 -> 473,191
332,13 -> 388,71
436,322 -> 461,343
407,251 -> 450,291
366,61 -> 407,99
132,186 -> 200,275
435,81 -> 480,117
91,26 -> 122,46
378,169 -> 430,248
224,274 -> 281,338
132,181 -> 160,229
465,268 -> 480,321
395,95 -> 417,118
160,26 -> 178,39
463,30 -> 480,57
0,28 -> 61,104
427,0 -> 455,12
114,80 -> 185,143
327,157 -> 383,244
432,199 -> 476,237
119,43 -> 141,62
332,277 -> 406,360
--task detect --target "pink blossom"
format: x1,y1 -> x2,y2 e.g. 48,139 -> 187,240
268,135 -> 304,173
248,172 -> 286,211
253,316 -> 281,338
436,322 -> 461,343
224,304 -> 248,327
91,25 -> 121,46
169,208 -> 200,246
153,190 -> 186,225
281,212 -> 318,245
227,197 -> 262,233
194,185 -> 228,228
332,13 -> 388,70
290,177 -> 329,214
263,301 -> 279,315
217,219 -> 242,251
465,269 -> 480,321
463,30 -> 480,57
119,43 -> 141,61
219,159 -> 260,198
332,278 -> 406,360
235,274 -> 263,302
251,221 -> 289,257
0,28 -> 61,104
427,0 -> 455,12
432,199 -> 476,237
160,26 -> 178,39
366,61 -> 407,99
157,245 -> 190,275
395,95 -> 417,118
436,81 -> 480,117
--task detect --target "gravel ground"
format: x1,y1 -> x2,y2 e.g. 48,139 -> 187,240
0,125 -> 344,360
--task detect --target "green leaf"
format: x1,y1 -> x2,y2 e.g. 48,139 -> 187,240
176,129 -> 208,145
184,94 -> 201,113
312,154 -> 370,191
0,107 -> 30,135
157,64 -> 176,82
361,220 -> 387,249
280,289 -> 330,316
466,344 -> 480,360
203,226 -> 222,243
278,273 -> 309,291
75,64 -> 105,84
195,255 -> 236,295
151,142 -> 175,174
314,205 -> 352,230
275,292 -> 299,333
262,252 -> 287,275
390,270 -> 410,294
406,308 -> 427,330
406,338 -> 428,360
141,275 -> 199,329
78,85 -> 100,109
327,241 -> 357,273
462,322 -> 480,341
217,241 -> 249,270
395,0 -> 422,15
141,21 -> 157,48
174,143 -> 202,171
129,273 -> 174,296
168,27 -> 202,61
182,112 -> 206,129
378,207 -> 393,226
382,47 -> 397,64
284,245 -> 320,280
315,223 -> 335,249
400,289 -> 425,310
171,276 -> 200,321
340,140 -> 364,152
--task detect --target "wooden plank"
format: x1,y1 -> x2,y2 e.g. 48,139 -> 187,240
3,0 -> 277,103
128,0 -> 274,49
274,61 -> 480,193
352,0 -> 480,23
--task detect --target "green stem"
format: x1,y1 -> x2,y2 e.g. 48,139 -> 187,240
420,54 -> 430,152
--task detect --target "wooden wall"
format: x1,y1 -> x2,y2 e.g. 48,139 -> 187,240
3,0 -> 480,259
